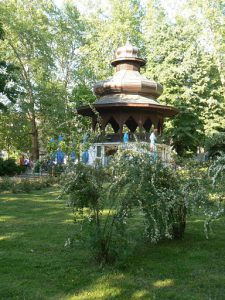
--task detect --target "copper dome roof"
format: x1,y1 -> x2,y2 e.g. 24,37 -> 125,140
94,40 -> 164,102
77,41 -> 178,135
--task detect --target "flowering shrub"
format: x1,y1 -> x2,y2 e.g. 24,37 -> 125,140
110,148 -> 186,242
60,145 -> 185,263
179,158 -> 224,239
60,144 -> 224,264
60,161 -> 131,263
205,155 -> 225,237
208,154 -> 225,186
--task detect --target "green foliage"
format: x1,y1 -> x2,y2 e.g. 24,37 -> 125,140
0,158 -> 25,176
0,0 -> 86,159
0,61 -> 22,111
179,159 -> 224,239
81,0 -> 145,82
205,132 -> 225,158
187,0 -> 225,93
60,142 -> 225,264
205,155 -> 225,237
209,154 -> 225,187
0,22 -> 4,40
0,176 -> 58,193
0,0 -> 224,159
33,159 -> 47,173
59,146 -> 186,263
0,0 -> 56,159
0,112 -> 31,154
112,148 -> 186,242
144,9 -> 224,156
60,162 -> 125,263
33,159 -> 65,176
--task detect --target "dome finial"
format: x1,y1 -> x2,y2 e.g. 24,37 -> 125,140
125,37 -> 132,46
111,41 -> 146,66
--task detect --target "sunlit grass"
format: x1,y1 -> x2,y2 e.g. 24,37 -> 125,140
0,232 -> 23,241
0,187 -> 225,299
153,279 -> 174,288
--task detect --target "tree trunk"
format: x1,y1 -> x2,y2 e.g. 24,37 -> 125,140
31,115 -> 39,161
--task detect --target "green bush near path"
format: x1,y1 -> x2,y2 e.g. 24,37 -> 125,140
0,188 -> 225,300
0,157 -> 25,176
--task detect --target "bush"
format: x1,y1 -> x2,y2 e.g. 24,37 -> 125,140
33,160 -> 48,173
0,177 -> 13,191
0,176 -> 59,193
181,159 -> 224,239
0,158 -> 25,176
33,160 -> 65,176
205,132 -> 225,159
60,162 -> 117,263
60,144 -> 224,264
111,149 -> 187,242
48,164 -> 65,176
60,146 -> 187,264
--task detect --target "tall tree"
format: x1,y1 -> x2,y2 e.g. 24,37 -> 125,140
143,1 -> 225,155
0,0 -> 55,159
1,0 -> 88,157
80,0 -> 145,82
0,23 -> 22,111
38,1 -> 86,143
187,0 -> 225,93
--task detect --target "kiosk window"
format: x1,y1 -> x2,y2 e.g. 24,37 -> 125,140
97,146 -> 101,157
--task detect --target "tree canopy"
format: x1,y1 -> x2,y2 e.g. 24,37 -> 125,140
0,0 -> 224,158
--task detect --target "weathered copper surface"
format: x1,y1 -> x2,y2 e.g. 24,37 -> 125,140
77,41 -> 178,136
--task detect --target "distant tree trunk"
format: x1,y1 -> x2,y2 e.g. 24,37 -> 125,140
31,114 -> 39,161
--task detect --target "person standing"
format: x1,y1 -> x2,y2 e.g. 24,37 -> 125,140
19,154 -> 25,166
150,129 -> 158,160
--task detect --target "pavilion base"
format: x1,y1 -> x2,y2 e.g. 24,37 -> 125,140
86,141 -> 174,166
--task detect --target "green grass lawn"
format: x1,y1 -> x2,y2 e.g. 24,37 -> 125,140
0,188 -> 225,300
